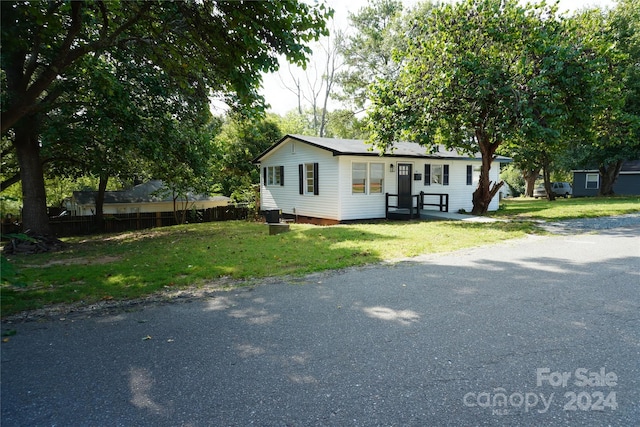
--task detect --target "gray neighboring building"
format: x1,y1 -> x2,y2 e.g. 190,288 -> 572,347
572,160 -> 640,197
68,180 -> 230,216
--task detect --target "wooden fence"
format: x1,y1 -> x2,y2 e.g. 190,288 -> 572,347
1,206 -> 250,238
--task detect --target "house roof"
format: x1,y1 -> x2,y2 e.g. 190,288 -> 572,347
73,180 -> 230,205
253,134 -> 512,163
572,160 -> 640,173
622,160 -> 640,172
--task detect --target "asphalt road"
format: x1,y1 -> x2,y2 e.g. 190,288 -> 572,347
2,221 -> 639,426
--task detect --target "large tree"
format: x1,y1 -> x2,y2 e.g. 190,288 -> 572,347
501,4 -> 598,201
336,0 -> 408,111
1,0 -> 331,235
567,0 -> 640,195
367,0 -> 596,213
211,114 -> 281,199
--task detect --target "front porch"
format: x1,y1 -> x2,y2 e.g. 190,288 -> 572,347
385,192 -> 449,220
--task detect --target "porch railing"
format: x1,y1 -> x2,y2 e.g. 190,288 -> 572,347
385,193 -> 421,219
419,191 -> 449,212
385,192 -> 449,219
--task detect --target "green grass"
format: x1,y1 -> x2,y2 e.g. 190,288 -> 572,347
1,220 -> 535,316
2,195 -> 638,316
492,195 -> 640,220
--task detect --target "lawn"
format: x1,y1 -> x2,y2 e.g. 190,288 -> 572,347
1,196 -> 638,316
492,195 -> 640,220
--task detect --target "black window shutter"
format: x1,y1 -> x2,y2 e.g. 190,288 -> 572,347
280,166 -> 284,186
466,165 -> 473,185
443,165 -> 449,186
298,164 -> 304,194
263,167 -> 267,185
313,163 -> 319,195
424,164 -> 431,186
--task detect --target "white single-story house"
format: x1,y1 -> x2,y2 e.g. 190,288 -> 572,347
67,180 -> 230,216
253,134 -> 511,224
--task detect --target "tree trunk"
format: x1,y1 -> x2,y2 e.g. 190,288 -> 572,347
522,168 -> 540,197
95,174 -> 109,232
541,153 -> 555,201
14,116 -> 51,235
471,131 -> 503,215
598,160 -> 623,196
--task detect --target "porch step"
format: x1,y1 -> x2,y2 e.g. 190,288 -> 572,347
387,209 -> 420,220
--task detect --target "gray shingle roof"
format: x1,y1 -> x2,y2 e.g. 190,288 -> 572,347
572,160 -> 640,173
73,180 -> 229,205
254,134 -> 511,162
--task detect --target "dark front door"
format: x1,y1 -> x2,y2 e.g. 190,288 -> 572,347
397,163 -> 412,208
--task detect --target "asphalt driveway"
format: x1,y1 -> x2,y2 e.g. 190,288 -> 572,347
2,220 -> 639,426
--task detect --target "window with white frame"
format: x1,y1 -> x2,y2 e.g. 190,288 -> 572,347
305,163 -> 315,193
298,163 -> 318,195
352,162 -> 384,194
352,163 -> 367,193
432,165 -> 443,184
265,166 -> 284,186
586,173 -> 599,189
424,164 -> 450,186
369,163 -> 384,193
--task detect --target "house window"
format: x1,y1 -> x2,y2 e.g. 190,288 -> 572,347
299,163 -> 319,195
370,163 -> 384,193
586,173 -> 599,189
352,162 -> 384,194
265,166 -> 284,186
352,163 -> 367,194
425,164 -> 450,186
466,165 -> 473,185
432,165 -> 443,184
306,163 -> 315,193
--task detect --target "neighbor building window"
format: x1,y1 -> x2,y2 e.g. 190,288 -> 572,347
586,173 -> 599,189
265,166 -> 284,186
466,165 -> 473,185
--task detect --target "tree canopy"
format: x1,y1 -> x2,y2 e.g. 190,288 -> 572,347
1,0 -> 332,235
565,0 -> 640,194
336,0 -> 407,110
367,0 -> 600,213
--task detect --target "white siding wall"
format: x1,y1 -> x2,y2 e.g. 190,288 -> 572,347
410,160 -> 501,212
259,137 -> 503,221
259,138 -> 340,220
337,158 -> 502,217
337,156 -> 395,220
416,160 -> 475,212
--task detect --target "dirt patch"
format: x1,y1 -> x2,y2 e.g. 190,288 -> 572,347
0,275 -> 264,324
25,255 -> 122,268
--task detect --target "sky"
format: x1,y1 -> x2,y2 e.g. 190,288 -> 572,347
258,0 -> 617,116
